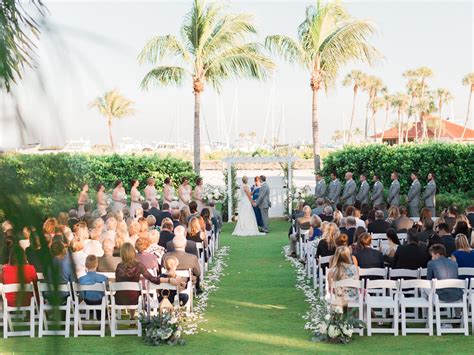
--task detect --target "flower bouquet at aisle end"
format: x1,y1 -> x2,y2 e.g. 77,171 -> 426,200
140,310 -> 185,346
203,184 -> 225,204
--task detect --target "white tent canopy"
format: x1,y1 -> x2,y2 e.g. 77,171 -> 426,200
223,156 -> 297,220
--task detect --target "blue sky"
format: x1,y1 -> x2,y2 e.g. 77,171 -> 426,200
1,0 -> 473,147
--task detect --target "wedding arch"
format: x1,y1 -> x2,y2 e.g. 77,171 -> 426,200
223,155 -> 297,220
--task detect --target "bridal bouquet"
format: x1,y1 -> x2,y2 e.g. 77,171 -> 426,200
203,184 -> 225,204
140,311 -> 185,346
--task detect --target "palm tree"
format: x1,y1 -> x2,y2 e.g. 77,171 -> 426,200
361,75 -> 384,141
89,89 -> 135,151
415,92 -> 435,142
138,0 -> 274,175
380,92 -> 394,142
342,70 -> 367,142
369,96 -> 385,141
434,88 -> 453,139
265,0 -> 380,172
461,73 -> 474,139
391,92 -> 410,144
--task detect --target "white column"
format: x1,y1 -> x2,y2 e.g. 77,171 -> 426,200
227,161 -> 232,222
288,158 -> 293,217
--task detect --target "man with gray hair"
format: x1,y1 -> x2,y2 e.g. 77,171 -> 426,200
312,198 -> 325,216
346,216 -> 357,244
320,205 -> 333,222
368,210 -> 391,234
97,238 -> 121,272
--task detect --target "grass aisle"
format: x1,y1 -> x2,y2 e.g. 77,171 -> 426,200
2,220 -> 474,353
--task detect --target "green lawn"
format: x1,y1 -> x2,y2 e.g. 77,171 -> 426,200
1,220 -> 474,354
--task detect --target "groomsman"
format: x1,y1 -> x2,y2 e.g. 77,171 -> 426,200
314,173 -> 327,200
356,174 -> 370,205
422,172 -> 437,217
327,172 -> 342,208
371,175 -> 384,209
407,172 -> 421,217
387,171 -> 401,207
341,172 -> 357,209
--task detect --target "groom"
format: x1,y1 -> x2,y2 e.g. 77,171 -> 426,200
253,175 -> 271,234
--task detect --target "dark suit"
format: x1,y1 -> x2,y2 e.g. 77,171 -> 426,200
355,248 -> 384,269
439,235 -> 456,257
148,207 -> 161,225
346,227 -> 356,245
392,243 -> 428,269
158,230 -> 175,249
157,211 -> 172,226
418,229 -> 436,243
367,219 -> 391,234
392,216 -> 414,232
166,240 -> 199,258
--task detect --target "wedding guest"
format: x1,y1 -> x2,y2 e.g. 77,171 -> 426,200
319,205 -> 333,222
97,238 -> 121,272
163,177 -> 175,205
386,206 -> 400,225
418,218 -> 436,243
308,215 -> 323,241
332,210 -> 343,227
148,200 -> 161,226
43,217 -> 58,241
316,222 -> 339,260
179,206 -> 191,226
70,238 -> 87,278
128,221 -> 141,247
146,215 -> 156,230
144,177 -> 159,209
209,200 -> 223,233
379,228 -> 400,265
159,256 -> 189,306
47,240 -> 75,297
26,233 -> 48,272
135,237 -> 159,270
392,229 -> 428,269
419,207 -> 432,225
171,208 -> 181,229
114,210 -> 127,231
427,244 -> 462,302
351,226 -> 367,255
345,217 -> 357,245
391,206 -> 414,232
437,223 -> 456,257
142,202 -> 150,218
368,210 -> 391,234
187,217 -> 207,248
112,180 -> 127,213
466,206 -> 474,231
137,217 -> 149,239
450,234 -> 474,267
188,201 -> 202,223
157,203 -> 171,226
130,179 -> 142,218
443,206 -> 458,232
84,229 -> 104,257
19,226 -> 31,250
297,206 -> 312,229
113,228 -> 129,257
102,217 -> 117,243
327,246 -> 359,306
96,184 -> 108,217
178,177 -> 192,209
193,177 -> 205,212
312,198 -> 325,216
78,255 -> 107,308
201,208 -> 212,232
354,233 -> 384,269
2,246 -> 38,307
115,243 -> 178,321
335,234 -> 358,266
78,183 -> 89,218
452,221 -> 471,242
158,218 -> 175,249
68,209 -> 79,229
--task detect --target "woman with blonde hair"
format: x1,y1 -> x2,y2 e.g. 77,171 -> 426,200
128,221 -> 141,246
70,238 -> 88,278
316,222 -> 339,259
159,256 -> 189,306
137,217 -> 149,239
332,210 -> 343,227
187,217 -> 207,247
327,246 -> 360,306
179,205 -> 191,226
386,206 -> 400,224
452,234 -> 474,267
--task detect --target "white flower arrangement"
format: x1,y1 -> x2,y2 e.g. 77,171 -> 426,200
283,246 -> 364,344
202,184 -> 226,204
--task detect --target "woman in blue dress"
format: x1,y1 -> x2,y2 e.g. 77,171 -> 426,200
251,176 -> 264,230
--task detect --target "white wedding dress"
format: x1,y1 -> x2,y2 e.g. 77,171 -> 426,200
232,184 -> 264,236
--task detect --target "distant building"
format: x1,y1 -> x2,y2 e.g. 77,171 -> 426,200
372,115 -> 474,145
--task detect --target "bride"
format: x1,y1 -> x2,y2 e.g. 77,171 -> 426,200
233,176 -> 264,236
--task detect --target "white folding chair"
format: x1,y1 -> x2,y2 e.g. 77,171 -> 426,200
365,279 -> 399,336
433,279 -> 469,336
195,242 -> 206,281
399,279 -> 433,335
109,281 -> 142,336
97,272 -> 115,281
37,282 -> 72,337
389,268 -> 419,280
358,267 -> 388,286
72,282 -> 108,337
468,277 -> 474,334
146,281 -> 179,316
306,239 -> 316,278
36,273 -> 44,281
419,268 -> 427,279
398,233 -> 408,244
298,229 -> 310,261
318,256 -> 332,295
330,279 -> 364,335
458,267 -> 474,281
175,269 -> 194,314
2,282 -> 36,338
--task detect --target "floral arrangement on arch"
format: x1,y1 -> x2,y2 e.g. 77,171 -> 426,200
293,185 -> 312,200
203,184 -> 226,204
140,310 -> 185,346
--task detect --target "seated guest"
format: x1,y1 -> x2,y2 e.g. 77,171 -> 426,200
146,215 -> 157,231
98,239 -> 121,272
156,202 -> 170,226
351,208 -> 366,229
335,234 -> 358,266
419,207 -> 432,224
137,217 -> 149,239
364,209 -> 376,227
319,205 -> 333,222
2,246 -> 38,306
359,203 -> 370,222
332,210 -> 343,227
444,206 -> 458,232
354,233 -> 384,269
70,239 -> 88,278
68,209 -> 80,229
158,218 -> 175,249
297,206 -> 312,230
162,230 -> 201,291
308,215 -> 323,242
209,200 -> 223,233
392,206 -> 414,232
451,234 -> 474,268
78,255 -> 107,307
147,200 -> 161,226
171,209 -> 181,229
166,226 -> 199,258
201,208 -> 213,232
187,217 -> 207,248
316,222 -> 339,259
452,221 -> 471,242
187,201 -> 201,222
338,217 -> 348,234
312,198 -> 325,216
159,256 -> 189,306
46,241 -> 75,303
427,244 -> 463,302
466,206 -> 474,231
179,206 -> 191,226
437,223 -> 456,257
367,210 -> 391,234
135,237 -> 159,270
379,228 -> 400,264
351,226 -> 366,255
101,217 -> 117,243
392,228 -> 428,269
142,201 -> 151,218
26,233 -> 48,272
83,229 -> 104,257
327,246 -> 359,306
418,218 -> 436,243
345,217 -> 357,245
128,221 -> 141,246
386,206 -> 400,225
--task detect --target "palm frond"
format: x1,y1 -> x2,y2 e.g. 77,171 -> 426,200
137,35 -> 190,66
264,35 -> 307,67
140,66 -> 186,90
89,89 -> 135,119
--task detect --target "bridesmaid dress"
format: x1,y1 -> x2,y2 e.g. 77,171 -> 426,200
144,185 -> 159,208
194,185 -> 204,212
97,191 -> 108,216
113,188 -> 127,213
178,185 -> 192,209
163,184 -> 175,205
130,187 -> 142,217
78,192 -> 88,218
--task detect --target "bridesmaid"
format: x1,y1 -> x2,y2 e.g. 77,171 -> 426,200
77,183 -> 89,218
144,177 -> 159,208
193,177 -> 205,213
178,177 -> 192,209
251,176 -> 264,230
163,177 -> 175,205
112,180 -> 127,213
130,179 -> 143,218
96,184 -> 108,217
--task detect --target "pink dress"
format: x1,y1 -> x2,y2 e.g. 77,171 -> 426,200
194,185 -> 204,212
178,184 -> 192,209
130,187 -> 142,217
163,184 -> 175,205
144,185 -> 159,208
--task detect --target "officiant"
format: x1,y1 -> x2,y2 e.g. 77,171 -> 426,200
251,176 -> 264,231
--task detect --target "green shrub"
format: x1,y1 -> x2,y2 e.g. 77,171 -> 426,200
322,143 -> 474,197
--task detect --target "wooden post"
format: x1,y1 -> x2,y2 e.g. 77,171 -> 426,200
227,161 -> 232,222
287,157 -> 293,217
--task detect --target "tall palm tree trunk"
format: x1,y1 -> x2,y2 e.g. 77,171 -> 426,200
461,87 -> 473,140
397,111 -> 402,144
108,117 -> 115,152
371,110 -> 377,142
437,103 -> 443,140
312,86 -> 321,173
364,99 -> 370,141
348,86 -> 357,143
381,106 -> 389,142
194,91 -> 202,175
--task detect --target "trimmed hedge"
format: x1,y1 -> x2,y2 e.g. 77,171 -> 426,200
322,143 -> 474,197
0,153 -> 197,218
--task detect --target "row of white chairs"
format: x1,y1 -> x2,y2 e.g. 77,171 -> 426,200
330,278 -> 471,336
